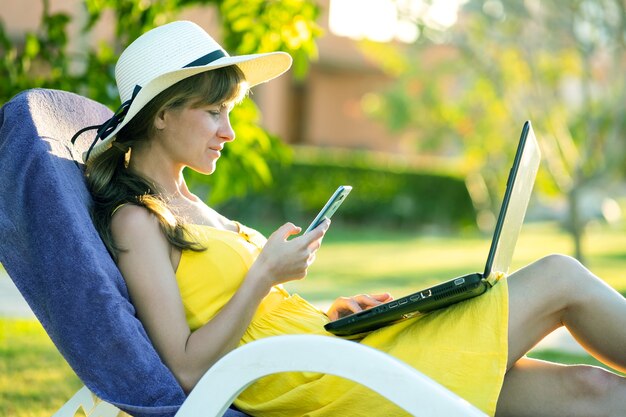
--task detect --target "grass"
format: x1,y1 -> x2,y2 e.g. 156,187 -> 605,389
1,221 -> 625,416
0,319 -> 82,417
285,220 -> 626,302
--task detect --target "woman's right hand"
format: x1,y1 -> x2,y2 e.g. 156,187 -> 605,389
249,219 -> 330,291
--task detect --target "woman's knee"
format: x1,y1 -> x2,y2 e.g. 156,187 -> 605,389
534,253 -> 584,276
531,254 -> 594,295
509,254 -> 598,324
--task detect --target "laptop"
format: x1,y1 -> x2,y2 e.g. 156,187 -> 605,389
324,121 -> 541,337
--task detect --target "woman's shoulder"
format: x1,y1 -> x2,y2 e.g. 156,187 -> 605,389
111,203 -> 163,241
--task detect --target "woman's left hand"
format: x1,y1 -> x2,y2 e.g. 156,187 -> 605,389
326,293 -> 394,321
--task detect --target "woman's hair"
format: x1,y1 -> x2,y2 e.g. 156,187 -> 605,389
86,65 -> 248,260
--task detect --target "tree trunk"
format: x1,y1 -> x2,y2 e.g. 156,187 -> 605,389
567,185 -> 586,265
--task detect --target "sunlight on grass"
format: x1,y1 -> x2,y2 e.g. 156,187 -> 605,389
286,221 -> 626,302
0,319 -> 82,417
528,349 -> 625,377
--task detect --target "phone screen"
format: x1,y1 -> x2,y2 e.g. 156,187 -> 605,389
304,185 -> 352,233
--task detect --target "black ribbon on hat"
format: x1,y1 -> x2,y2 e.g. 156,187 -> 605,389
184,49 -> 226,68
71,49 -> 227,161
70,84 -> 142,161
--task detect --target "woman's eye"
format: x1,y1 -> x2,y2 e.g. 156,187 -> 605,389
208,110 -> 220,117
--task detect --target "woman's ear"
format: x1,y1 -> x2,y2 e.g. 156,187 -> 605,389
154,109 -> 167,131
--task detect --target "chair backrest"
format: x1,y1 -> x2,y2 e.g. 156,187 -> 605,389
0,89 -> 187,417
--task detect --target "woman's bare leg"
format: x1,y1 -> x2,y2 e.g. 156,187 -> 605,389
496,357 -> 626,417
506,254 -> 626,372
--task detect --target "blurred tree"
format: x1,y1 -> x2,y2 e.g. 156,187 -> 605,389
365,0 -> 626,262
0,0 -> 321,203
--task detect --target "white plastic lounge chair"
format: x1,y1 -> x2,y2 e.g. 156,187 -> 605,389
54,335 -> 488,417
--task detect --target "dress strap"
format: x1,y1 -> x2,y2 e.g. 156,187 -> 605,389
111,202 -> 132,217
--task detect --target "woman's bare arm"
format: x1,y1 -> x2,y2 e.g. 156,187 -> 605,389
111,204 -> 328,393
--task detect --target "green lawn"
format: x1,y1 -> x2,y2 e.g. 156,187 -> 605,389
1,221 -> 625,416
0,320 -> 82,417
286,221 -> 626,302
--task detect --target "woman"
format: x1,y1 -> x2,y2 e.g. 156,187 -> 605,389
78,21 -> 626,417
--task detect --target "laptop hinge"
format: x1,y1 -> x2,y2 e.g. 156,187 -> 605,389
485,271 -> 507,287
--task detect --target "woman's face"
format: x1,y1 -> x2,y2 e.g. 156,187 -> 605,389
156,101 -> 236,175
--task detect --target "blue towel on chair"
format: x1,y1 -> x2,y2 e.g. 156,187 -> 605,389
0,89 -> 249,417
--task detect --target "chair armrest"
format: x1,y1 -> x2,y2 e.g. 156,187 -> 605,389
52,386 -> 123,417
177,335 -> 488,417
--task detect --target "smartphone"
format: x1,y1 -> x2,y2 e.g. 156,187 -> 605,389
304,185 -> 353,233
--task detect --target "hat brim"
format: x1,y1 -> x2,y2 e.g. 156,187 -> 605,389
86,51 -> 291,161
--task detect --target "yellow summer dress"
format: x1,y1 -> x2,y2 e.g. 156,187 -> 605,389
176,223 -> 509,417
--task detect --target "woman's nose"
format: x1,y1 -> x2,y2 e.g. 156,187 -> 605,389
219,115 -> 236,142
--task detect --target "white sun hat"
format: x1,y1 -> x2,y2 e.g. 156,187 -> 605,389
74,20 -> 292,161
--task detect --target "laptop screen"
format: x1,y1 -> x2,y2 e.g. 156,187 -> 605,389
484,122 -> 541,277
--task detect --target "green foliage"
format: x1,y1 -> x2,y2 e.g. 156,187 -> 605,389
363,0 -> 626,258
363,46 -> 519,215
219,0 -> 321,78
0,0 -> 321,202
218,148 -> 476,231
0,1 -> 74,99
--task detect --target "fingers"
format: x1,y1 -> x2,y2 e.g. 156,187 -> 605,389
305,218 -> 331,240
259,219 -> 329,287
274,219 -> 329,242
277,222 -> 302,239
274,218 -> 329,242
326,296 -> 363,321
352,294 -> 390,309
260,221 -> 325,284
306,252 -> 317,267
343,297 -> 364,314
326,293 -> 395,321
287,218 -> 329,250
332,294 -> 384,315
314,217 -> 331,232
370,292 -> 394,302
